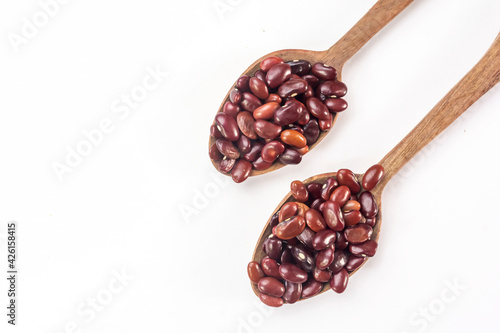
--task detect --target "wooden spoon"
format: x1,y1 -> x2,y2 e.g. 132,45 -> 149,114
210,0 -> 415,178
251,32 -> 500,300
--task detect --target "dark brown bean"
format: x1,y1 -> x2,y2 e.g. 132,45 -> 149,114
344,224 -> 373,244
254,70 -> 266,82
302,279 -> 323,298
312,229 -> 336,251
209,143 -> 223,161
322,201 -> 345,231
253,102 -> 280,120
236,111 -> 257,140
258,277 -> 285,297
278,202 -> 298,222
303,119 -> 320,145
247,261 -> 265,284
265,63 -> 292,88
218,158 -> 236,173
318,80 -> 347,97
236,75 -> 250,92
290,244 -> 315,272
231,160 -> 252,183
279,149 -> 302,165
249,77 -> 269,100
262,237 -> 282,260
310,198 -> 324,211
236,135 -> 252,154
240,92 -> 262,112
230,89 -> 242,104
261,141 -> 286,163
311,63 -> 337,80
330,268 -> 348,293
243,141 -> 264,162
362,164 -> 385,191
301,74 -> 320,88
260,56 -> 284,72
344,210 -> 363,227
287,60 -> 312,76
274,216 -> 306,240
283,281 -> 302,304
328,250 -> 349,274
305,208 -> 326,232
274,100 -> 303,126
306,97 -> 330,120
215,113 -> 240,142
365,217 -> 377,227
210,124 -> 223,139
269,212 -> 279,228
329,185 -> 351,207
306,182 -> 323,199
335,231 -> 349,250
259,293 -> 283,307
349,240 -> 378,257
254,120 -> 282,140
222,101 -> 241,118
319,113 -> 334,131
345,255 -> 366,271
324,98 -> 348,112
280,247 -> 293,264
359,191 -> 378,218
278,79 -> 308,98
216,139 -> 240,159
313,267 -> 332,283
337,169 -> 361,194
297,105 -> 310,125
316,244 -> 335,270
279,262 -> 308,283
321,177 -> 339,201
290,180 -> 308,202
296,227 -> 316,250
261,257 -> 281,278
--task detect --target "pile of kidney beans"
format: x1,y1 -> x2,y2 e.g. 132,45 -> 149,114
209,56 -> 348,183
247,165 -> 385,307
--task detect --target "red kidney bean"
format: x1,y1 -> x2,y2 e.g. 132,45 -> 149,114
210,124 -> 224,139
310,198 -> 324,211
323,201 -> 345,231
260,56 -> 284,72
258,277 -> 285,297
330,185 -> 351,206
218,157 -> 236,173
319,113 -> 334,131
365,217 -> 377,227
321,177 -> 339,201
342,200 -> 361,212
281,130 -> 307,148
216,139 -> 240,159
290,244 -> 315,272
254,70 -> 266,82
240,92 -> 262,112
290,180 -> 308,202
253,102 -> 280,120
230,89 -> 242,104
231,160 -> 252,183
254,120 -> 282,140
330,268 -> 348,293
362,164 -> 385,191
266,93 -> 282,104
349,240 -> 378,257
259,293 -> 283,307
302,279 -> 323,298
301,74 -> 320,88
306,182 -> 323,199
312,229 -> 337,251
280,247 -> 293,264
344,210 -> 363,227
222,101 -> 241,117
215,113 -> 240,142
247,261 -> 265,284
236,75 -> 250,92
297,105 -> 310,125
236,111 -> 257,140
328,250 -> 349,274
312,63 -> 337,80
287,60 -> 312,76
274,216 -> 306,240
261,257 -> 281,278
337,169 -> 361,194
249,77 -> 269,100
296,227 -> 316,250
318,80 -> 347,97
335,231 -> 349,250
269,212 -> 279,228
261,141 -> 286,163
273,100 -> 303,126
359,191 -> 378,218
283,281 -> 302,304
279,202 -> 298,222
262,236 -> 282,260
243,141 -> 264,162
295,202 -> 308,217
278,79 -> 308,98
305,209 -> 326,232
316,244 -> 335,270
313,267 -> 332,283
265,63 -> 292,88
302,119 -> 320,145
279,263 -> 308,283
252,157 -> 273,170
345,255 -> 366,271
344,224 -> 373,244
279,149 -> 302,165
306,97 -> 330,120
209,143 -> 223,161
324,98 -> 348,112
237,135 -> 252,154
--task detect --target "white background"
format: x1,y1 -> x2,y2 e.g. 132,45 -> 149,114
1,0 -> 499,332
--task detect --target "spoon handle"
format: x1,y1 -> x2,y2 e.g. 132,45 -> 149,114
376,32 -> 500,189
325,0 -> 414,66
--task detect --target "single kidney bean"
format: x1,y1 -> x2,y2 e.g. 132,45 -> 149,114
295,202 -> 309,217
296,227 -> 316,250
252,157 -> 273,170
290,244 -> 315,272
236,75 -> 250,92
218,157 -> 236,173
216,139 -> 240,159
313,267 -> 332,283
316,244 -> 335,270
287,60 -> 312,76
265,93 -> 282,104
236,111 -> 257,140
237,135 -> 252,154
279,263 -> 308,283
337,169 -> 361,194
330,268 -> 348,293
279,149 -> 302,165
359,191 -> 378,218
280,130 -> 307,148
259,293 -> 283,307
262,141 -> 286,163
209,143 -> 223,161
365,217 -> 377,227
223,101 -> 241,118
305,208 -> 327,232
262,236 -> 282,260
311,63 -> 337,80
349,240 -> 378,257
278,202 -> 298,222
260,56 -> 284,72
324,98 -> 348,112
243,141 -> 264,162
306,97 -> 330,120
310,198 -> 324,211
240,92 -> 262,112
312,229 -> 337,251
343,200 -> 361,213
274,100 -> 303,126
290,180 -> 308,202
231,160 -> 252,183
302,279 -> 323,298
230,89 -> 242,104
278,79 -> 308,98
302,119 -> 320,145
306,182 -> 323,199
261,257 -> 281,278
249,77 -> 269,100
335,231 -> 349,250
254,120 -> 282,140
330,185 -> 351,207
274,216 -> 306,240
265,63 -> 292,88
319,113 -> 334,131
269,212 -> 279,228
254,70 -> 266,82
318,80 -> 347,97
362,164 -> 385,191
301,74 -> 320,88
344,224 -> 373,244
258,277 -> 285,297
215,113 -> 240,142
247,261 -> 265,284
283,281 -> 302,304
323,201 -> 345,231
344,210 -> 363,227
253,102 -> 280,120
321,177 -> 339,201
328,250 -> 349,274
280,247 -> 293,264
345,255 -> 366,271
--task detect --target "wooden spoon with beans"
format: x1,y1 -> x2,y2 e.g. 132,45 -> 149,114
250,32 -> 500,306
210,0 -> 415,182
